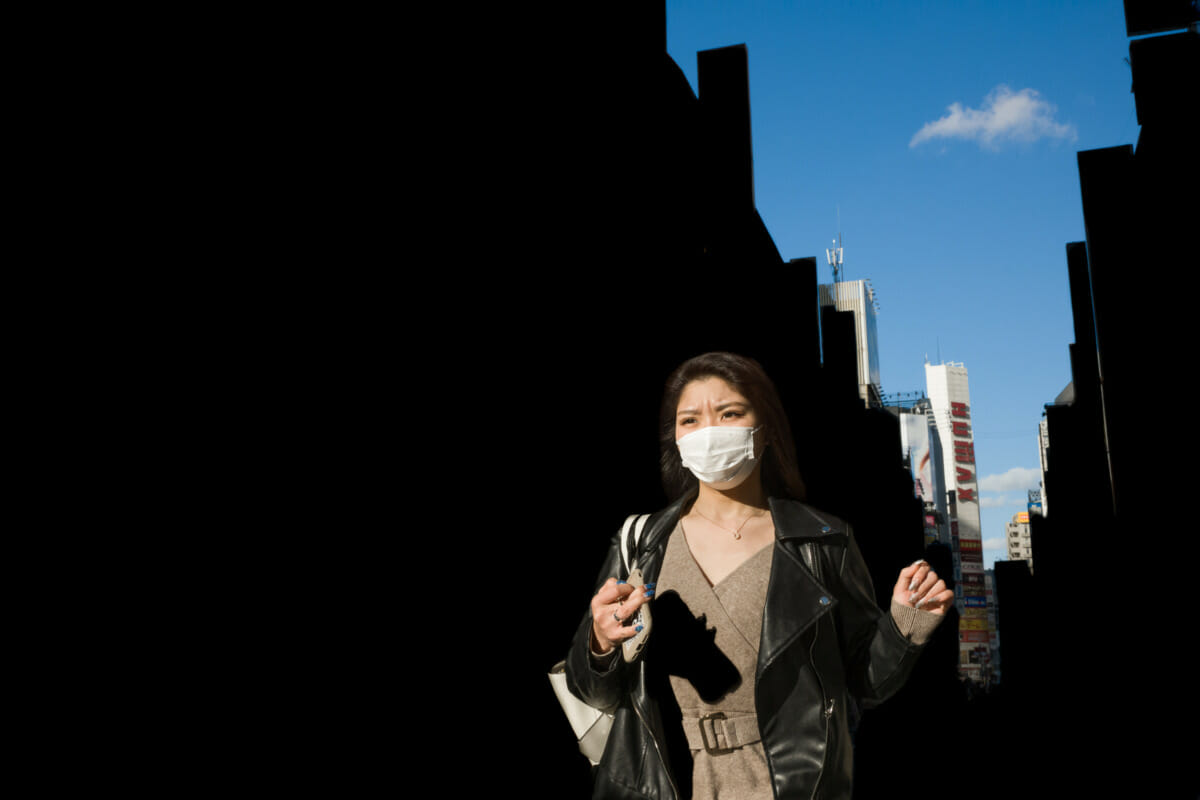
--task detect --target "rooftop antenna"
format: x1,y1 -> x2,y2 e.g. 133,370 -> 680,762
825,206 -> 844,284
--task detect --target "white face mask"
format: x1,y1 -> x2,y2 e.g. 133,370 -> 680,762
676,425 -> 762,489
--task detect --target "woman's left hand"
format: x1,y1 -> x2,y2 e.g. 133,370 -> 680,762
892,560 -> 954,615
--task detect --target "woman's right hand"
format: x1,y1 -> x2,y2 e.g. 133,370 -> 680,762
590,577 -> 655,654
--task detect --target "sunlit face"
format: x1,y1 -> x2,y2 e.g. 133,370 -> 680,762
675,377 -> 759,442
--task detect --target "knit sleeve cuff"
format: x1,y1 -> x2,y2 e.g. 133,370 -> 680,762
889,598 -> 945,646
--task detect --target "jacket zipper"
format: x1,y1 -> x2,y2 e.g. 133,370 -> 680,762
804,540 -> 831,800
632,691 -> 680,799
807,614 -> 831,800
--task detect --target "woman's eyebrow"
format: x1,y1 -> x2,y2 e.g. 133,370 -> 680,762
676,401 -> 747,417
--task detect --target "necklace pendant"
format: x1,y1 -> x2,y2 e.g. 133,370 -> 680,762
733,531 -> 741,540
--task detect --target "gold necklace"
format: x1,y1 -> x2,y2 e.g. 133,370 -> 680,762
691,507 -> 763,540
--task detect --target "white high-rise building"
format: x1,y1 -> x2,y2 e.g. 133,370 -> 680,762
925,360 -> 990,682
819,279 -> 882,407
924,362 -> 981,534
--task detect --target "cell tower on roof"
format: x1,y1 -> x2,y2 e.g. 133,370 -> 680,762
826,232 -> 844,284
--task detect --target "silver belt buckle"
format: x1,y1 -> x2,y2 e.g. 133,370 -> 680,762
699,712 -> 735,755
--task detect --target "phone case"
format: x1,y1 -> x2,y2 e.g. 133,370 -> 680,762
622,567 -> 652,662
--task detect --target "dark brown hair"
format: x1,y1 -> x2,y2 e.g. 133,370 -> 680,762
658,352 -> 806,501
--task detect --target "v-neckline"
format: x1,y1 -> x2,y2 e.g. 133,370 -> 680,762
680,522 -> 774,590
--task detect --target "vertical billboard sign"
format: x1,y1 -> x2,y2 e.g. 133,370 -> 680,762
926,362 -> 990,682
902,412 -> 936,504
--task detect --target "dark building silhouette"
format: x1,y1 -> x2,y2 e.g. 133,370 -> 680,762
427,2 -> 1197,798
998,8 -> 1198,798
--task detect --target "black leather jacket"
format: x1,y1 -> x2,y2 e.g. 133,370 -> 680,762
564,493 -> 925,799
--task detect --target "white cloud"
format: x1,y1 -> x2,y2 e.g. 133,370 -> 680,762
979,466 -> 1042,493
982,537 -> 1008,551
980,494 -> 1016,508
910,85 -> 1077,149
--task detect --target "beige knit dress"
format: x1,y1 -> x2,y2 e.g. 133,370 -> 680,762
654,522 -> 776,800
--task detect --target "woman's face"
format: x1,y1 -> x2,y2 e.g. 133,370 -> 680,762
675,377 -> 759,441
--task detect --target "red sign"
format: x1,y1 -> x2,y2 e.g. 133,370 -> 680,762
948,401 -> 977,502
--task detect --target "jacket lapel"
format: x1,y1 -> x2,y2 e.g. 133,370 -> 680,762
757,499 -> 842,675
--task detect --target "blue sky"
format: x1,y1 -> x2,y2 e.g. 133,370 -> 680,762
664,0 -> 1141,568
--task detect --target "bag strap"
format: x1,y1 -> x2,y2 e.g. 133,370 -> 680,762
620,513 -> 651,575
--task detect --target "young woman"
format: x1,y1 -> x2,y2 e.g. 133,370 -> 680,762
563,352 -> 953,800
